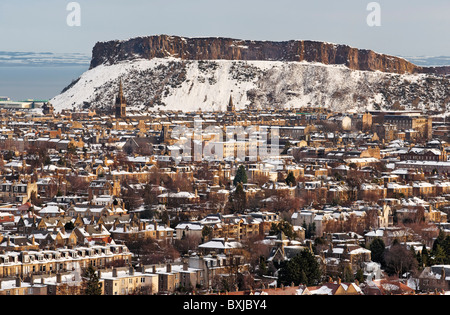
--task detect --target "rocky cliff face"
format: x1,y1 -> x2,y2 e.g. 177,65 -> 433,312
51,35 -> 449,113
89,35 -> 448,75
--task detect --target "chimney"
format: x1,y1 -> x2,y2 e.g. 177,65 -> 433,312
97,270 -> 102,279
183,261 -> 189,271
56,273 -> 62,284
129,266 -> 134,276
113,268 -> 118,278
152,266 -> 157,274
166,264 -> 172,273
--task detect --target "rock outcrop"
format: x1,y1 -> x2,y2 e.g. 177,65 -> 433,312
89,35 -> 449,76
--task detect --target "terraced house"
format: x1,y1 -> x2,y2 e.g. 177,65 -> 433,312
0,244 -> 131,279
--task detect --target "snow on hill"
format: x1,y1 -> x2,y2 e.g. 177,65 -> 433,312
50,57 -> 449,114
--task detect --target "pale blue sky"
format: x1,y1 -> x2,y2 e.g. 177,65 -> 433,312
0,0 -> 449,57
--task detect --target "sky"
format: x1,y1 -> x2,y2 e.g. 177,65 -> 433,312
0,0 -> 449,57
0,0 -> 448,101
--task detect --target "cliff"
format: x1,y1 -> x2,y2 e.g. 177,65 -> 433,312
89,35 -> 448,75
51,35 -> 449,113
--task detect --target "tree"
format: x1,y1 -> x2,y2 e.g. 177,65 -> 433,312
233,165 -> 248,186
202,225 -> 213,241
432,245 -> 447,265
228,183 -> 246,214
83,265 -> 102,295
270,220 -> 296,240
417,245 -> 430,268
302,221 -> 316,239
285,171 -> 296,187
369,238 -> 386,266
342,265 -> 354,283
126,237 -> 180,265
431,230 -> 450,264
355,268 -> 365,283
174,235 -> 202,256
258,256 -> 269,277
64,221 -> 75,231
67,142 -> 77,155
384,243 -> 418,277
278,250 -> 322,286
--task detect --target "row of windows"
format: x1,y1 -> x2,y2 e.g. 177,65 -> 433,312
0,185 -> 27,192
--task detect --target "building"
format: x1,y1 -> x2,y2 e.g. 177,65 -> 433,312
0,180 -> 38,204
418,265 -> 450,292
101,267 -> 158,295
115,80 -> 127,119
0,244 -> 132,279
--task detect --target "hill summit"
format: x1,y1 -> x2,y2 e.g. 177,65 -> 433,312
51,35 -> 449,113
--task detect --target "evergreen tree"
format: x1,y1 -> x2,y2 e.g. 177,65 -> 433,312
233,165 -> 248,186
83,265 -> 102,295
285,171 -> 296,187
433,245 -> 447,265
258,256 -> 268,276
278,250 -> 322,286
369,237 -> 386,267
421,245 -> 430,267
432,231 -> 450,264
355,268 -> 365,283
64,221 -> 75,231
228,183 -> 247,214
432,230 -> 446,252
342,265 -> 354,283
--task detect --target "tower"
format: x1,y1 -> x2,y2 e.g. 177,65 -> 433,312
227,95 -> 235,112
115,80 -> 127,119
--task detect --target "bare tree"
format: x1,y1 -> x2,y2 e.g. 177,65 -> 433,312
384,242 -> 418,278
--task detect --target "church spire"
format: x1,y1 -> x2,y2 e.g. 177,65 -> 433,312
115,79 -> 127,119
227,95 -> 235,112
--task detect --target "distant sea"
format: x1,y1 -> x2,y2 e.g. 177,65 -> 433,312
0,66 -> 88,101
0,51 -> 90,101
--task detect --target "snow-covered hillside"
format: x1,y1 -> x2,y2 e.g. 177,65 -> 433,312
50,57 -> 449,114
